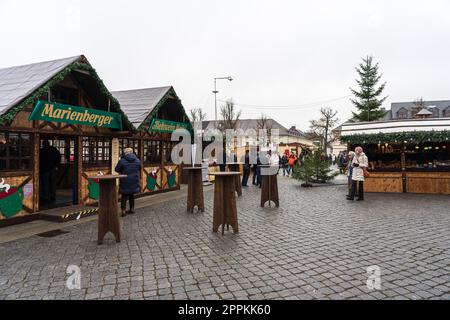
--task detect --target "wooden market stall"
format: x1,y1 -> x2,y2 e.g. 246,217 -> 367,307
0,55 -> 191,226
112,87 -> 192,198
340,119 -> 450,195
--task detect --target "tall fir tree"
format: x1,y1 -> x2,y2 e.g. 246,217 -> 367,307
350,56 -> 388,122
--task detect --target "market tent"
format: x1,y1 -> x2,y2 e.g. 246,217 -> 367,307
112,86 -> 192,131
0,56 -> 79,116
0,55 -> 134,130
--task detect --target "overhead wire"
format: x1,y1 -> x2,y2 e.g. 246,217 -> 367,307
217,95 -> 351,110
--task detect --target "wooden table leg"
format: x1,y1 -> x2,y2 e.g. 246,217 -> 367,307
194,170 -> 205,212
228,164 -> 242,197
261,174 -> 280,207
212,177 -> 223,233
223,176 -> 238,234
187,170 -> 205,213
234,175 -> 242,197
98,180 -> 121,244
187,171 -> 194,212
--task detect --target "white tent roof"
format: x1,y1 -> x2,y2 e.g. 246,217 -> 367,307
340,118 -> 450,136
112,86 -> 172,127
0,56 -> 81,115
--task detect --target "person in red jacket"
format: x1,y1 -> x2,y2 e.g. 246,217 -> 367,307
287,153 -> 297,177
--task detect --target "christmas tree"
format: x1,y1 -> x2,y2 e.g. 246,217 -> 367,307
293,150 -> 338,187
350,56 -> 388,122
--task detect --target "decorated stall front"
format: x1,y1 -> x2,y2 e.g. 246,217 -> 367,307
112,87 -> 192,197
0,56 -> 191,225
340,119 -> 450,194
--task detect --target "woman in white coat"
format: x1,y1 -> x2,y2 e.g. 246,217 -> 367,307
347,146 -> 368,201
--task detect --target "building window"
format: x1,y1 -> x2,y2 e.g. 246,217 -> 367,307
143,140 -> 161,164
82,136 -> 111,167
397,108 -> 408,119
0,132 -> 32,171
444,107 -> 450,118
119,138 -> 140,157
431,108 -> 440,118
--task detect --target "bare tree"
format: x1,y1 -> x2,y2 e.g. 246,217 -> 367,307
219,99 -> 241,157
256,113 -> 273,147
219,99 -> 241,130
189,108 -> 207,122
309,107 -> 339,150
411,97 -> 425,118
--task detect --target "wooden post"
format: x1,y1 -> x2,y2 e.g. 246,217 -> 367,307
77,135 -> 83,204
139,137 -> 144,192
33,132 -> 40,212
401,142 -> 406,193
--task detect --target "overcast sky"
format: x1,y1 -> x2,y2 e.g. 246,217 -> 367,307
1,0 -> 449,130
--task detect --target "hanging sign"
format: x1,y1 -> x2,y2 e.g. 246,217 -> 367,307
148,118 -> 189,133
29,100 -> 123,130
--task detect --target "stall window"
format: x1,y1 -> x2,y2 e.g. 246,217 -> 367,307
0,132 -> 32,171
82,137 -> 111,167
405,142 -> 450,170
162,141 -> 178,163
143,140 -> 161,164
119,138 -> 140,157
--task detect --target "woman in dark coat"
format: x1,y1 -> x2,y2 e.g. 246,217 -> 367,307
115,148 -> 142,217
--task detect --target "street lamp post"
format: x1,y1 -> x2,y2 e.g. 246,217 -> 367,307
213,76 -> 233,122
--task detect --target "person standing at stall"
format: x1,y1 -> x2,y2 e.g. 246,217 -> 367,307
287,153 -> 297,177
115,147 -> 142,217
280,153 -> 288,176
241,149 -> 251,187
345,151 -> 355,197
39,140 -> 61,204
347,147 -> 368,201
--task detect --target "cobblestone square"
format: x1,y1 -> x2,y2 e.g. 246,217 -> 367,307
0,177 -> 449,300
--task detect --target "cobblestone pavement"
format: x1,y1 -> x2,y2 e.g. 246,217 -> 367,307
1,176 -> 449,300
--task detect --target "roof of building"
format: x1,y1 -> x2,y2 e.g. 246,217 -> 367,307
388,100 -> 450,120
416,108 -> 433,115
112,86 -> 172,127
0,56 -> 81,115
202,118 -> 308,138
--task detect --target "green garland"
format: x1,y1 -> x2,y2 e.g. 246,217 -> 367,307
138,87 -> 193,134
0,61 -> 134,130
341,130 -> 450,145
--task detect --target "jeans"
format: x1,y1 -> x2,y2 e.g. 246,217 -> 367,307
121,193 -> 135,210
242,166 -> 250,186
255,166 -> 262,186
252,166 -> 258,184
349,180 -> 364,200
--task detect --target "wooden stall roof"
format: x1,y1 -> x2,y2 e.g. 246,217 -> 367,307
112,86 -> 192,132
0,55 -> 134,130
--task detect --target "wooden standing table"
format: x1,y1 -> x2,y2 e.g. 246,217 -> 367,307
95,174 -> 127,244
208,172 -> 240,234
185,167 -> 205,212
226,162 -> 243,197
260,166 -> 279,207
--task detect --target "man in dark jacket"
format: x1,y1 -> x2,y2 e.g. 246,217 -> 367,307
115,148 -> 142,217
241,150 -> 251,187
39,140 -> 61,203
